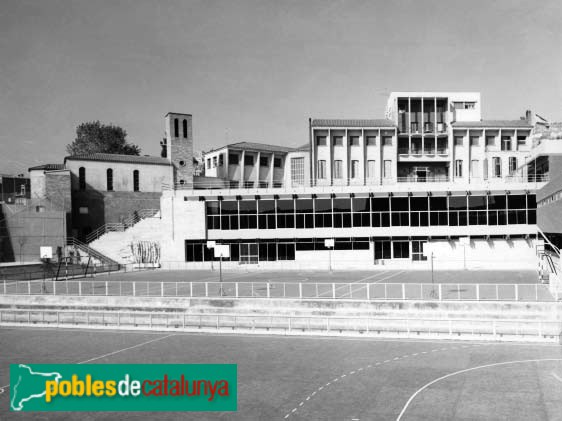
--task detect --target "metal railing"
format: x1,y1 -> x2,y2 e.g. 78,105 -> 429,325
172,175 -> 548,191
0,263 -> 120,282
86,209 -> 160,243
67,237 -> 120,267
0,280 -> 552,301
0,309 -> 558,340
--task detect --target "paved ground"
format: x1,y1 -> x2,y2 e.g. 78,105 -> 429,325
1,327 -> 562,420
91,268 -> 539,285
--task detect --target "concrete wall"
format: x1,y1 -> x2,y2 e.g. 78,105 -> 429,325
71,191 -> 161,239
0,202 -> 65,262
160,191 -> 206,262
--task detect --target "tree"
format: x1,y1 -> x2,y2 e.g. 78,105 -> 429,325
66,121 -> 141,156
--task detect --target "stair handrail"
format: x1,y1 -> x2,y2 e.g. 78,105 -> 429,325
66,237 -> 121,267
86,208 -> 160,243
537,227 -> 561,257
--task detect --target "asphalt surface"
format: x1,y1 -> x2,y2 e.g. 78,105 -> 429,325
1,327 -> 562,420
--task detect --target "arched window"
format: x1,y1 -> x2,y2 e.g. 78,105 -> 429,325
106,168 -> 113,191
174,118 -> 179,138
79,167 -> 86,190
183,119 -> 188,138
133,170 -> 140,192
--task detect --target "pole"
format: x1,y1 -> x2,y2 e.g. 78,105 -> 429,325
219,255 -> 223,296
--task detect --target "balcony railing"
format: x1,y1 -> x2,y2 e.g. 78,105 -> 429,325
169,175 -> 549,192
398,148 -> 449,156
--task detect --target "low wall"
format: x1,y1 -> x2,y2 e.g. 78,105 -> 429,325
1,294 -> 560,320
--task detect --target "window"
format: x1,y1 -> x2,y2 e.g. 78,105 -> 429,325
106,168 -> 113,191
218,154 -> 224,166
333,160 -> 343,179
207,158 -> 211,169
212,156 -> 217,167
382,136 -> 392,146
350,136 -> 360,146
464,102 -> 475,109
493,157 -> 502,177
317,160 -> 326,179
291,157 -> 305,186
455,160 -> 463,177
393,241 -> 409,258
454,136 -> 463,146
471,160 -> 479,178
260,157 -> 268,167
501,136 -> 512,151
517,136 -> 527,149
366,136 -> 376,146
383,160 -> 391,178
351,160 -> 359,178
486,136 -> 495,147
244,155 -> 254,166
367,160 -> 376,178
333,136 -> 343,146
470,136 -> 479,146
79,167 -> 86,190
133,170 -> 139,192
274,157 -> 282,168
229,154 -> 239,165
412,240 -> 428,261
174,118 -> 179,137
316,136 -> 327,146
79,207 -> 88,215
509,157 -> 517,175
182,119 -> 188,138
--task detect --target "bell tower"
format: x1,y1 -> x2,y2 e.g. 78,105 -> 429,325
165,112 -> 193,186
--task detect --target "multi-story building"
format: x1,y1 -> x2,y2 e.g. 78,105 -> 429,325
156,92 -> 544,270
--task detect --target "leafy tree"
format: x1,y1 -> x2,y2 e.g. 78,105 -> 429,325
66,121 -> 141,156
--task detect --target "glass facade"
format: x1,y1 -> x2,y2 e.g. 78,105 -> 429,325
206,194 -> 536,230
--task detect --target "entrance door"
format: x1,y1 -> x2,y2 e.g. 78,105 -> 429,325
240,243 -> 259,264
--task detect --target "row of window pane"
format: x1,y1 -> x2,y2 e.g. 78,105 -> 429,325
316,136 -> 392,146
185,238 -> 370,262
207,195 -> 536,230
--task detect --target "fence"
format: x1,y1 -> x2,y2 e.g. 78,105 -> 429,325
0,280 -> 553,301
0,309 -> 558,340
0,263 -> 120,282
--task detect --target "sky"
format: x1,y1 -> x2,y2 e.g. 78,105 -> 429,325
1,0 -> 562,175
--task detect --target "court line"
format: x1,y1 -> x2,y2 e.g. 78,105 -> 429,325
356,271 -> 391,283
371,270 -> 406,284
0,333 -> 176,395
283,343 -> 485,419
396,358 -> 562,421
552,372 -> 562,383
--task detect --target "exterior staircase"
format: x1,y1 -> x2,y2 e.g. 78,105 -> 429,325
88,210 -> 166,265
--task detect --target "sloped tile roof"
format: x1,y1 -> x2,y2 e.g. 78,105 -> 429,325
311,119 -> 396,128
451,120 -> 532,128
28,164 -> 66,171
64,153 -> 171,166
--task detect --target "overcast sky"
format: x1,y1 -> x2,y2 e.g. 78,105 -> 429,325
1,0 -> 561,174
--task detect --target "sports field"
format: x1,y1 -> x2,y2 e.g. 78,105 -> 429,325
82,268 -> 539,285
1,327 -> 562,420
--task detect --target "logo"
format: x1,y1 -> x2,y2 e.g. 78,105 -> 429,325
10,364 -> 237,412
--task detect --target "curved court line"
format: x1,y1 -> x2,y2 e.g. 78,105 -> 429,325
283,343 -> 485,418
396,358 -> 562,421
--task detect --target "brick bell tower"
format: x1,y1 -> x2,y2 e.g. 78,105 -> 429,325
165,112 -> 194,186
